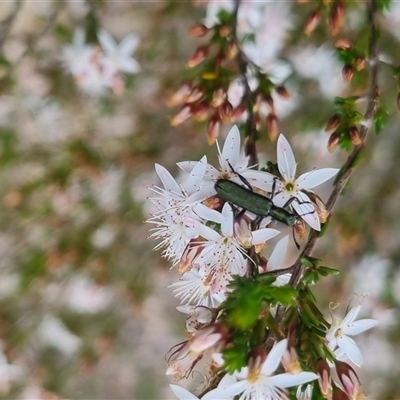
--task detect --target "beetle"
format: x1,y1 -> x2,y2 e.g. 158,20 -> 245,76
214,179 -> 297,226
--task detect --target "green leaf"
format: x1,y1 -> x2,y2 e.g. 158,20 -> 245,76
318,266 -> 340,277
374,104 -> 389,135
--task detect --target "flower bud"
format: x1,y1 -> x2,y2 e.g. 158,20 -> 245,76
329,1 -> 345,36
342,64 -> 354,82
304,9 -> 321,36
178,239 -> 204,273
219,25 -> 231,38
211,88 -> 227,108
170,105 -> 192,126
187,45 -> 208,68
234,214 -> 253,248
188,323 -> 228,353
327,131 -> 340,152
349,126 -> 362,145
216,51 -> 226,67
335,360 -> 363,399
294,219 -> 307,240
231,104 -> 247,121
397,92 -> 400,111
219,100 -> 234,123
248,347 -> 267,377
275,85 -> 291,99
184,305 -> 213,333
267,113 -> 279,142
188,24 -> 209,37
168,83 -> 192,107
316,359 -> 332,398
186,87 -> 205,103
192,100 -> 210,121
308,193 -> 329,224
335,38 -> 352,50
207,114 -> 221,145
264,94 -> 275,112
354,57 -> 366,71
282,346 -> 303,374
325,114 -> 341,132
226,41 -> 239,59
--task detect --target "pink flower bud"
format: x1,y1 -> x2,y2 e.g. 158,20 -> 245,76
219,101 -> 234,123
189,323 -> 227,353
329,1 -> 345,36
342,64 -> 354,83
267,114 -> 279,142
327,131 -> 340,152
186,87 -> 205,103
211,88 -> 227,108
188,24 -> 208,37
231,104 -> 247,121
304,9 -> 321,36
349,126 -> 362,146
178,239 -> 204,273
170,105 -> 192,126
168,83 -> 192,107
325,114 -> 341,132
335,360 -> 362,399
207,114 -> 221,145
187,46 -> 208,68
192,100 -> 210,121
335,38 -> 352,50
316,359 -> 332,398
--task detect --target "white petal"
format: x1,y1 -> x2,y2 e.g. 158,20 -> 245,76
296,168 -> 339,189
119,33 -> 139,55
98,29 -> 116,54
216,381 -> 246,398
220,125 -> 241,171
270,372 -> 318,388
344,319 -> 379,336
170,385 -> 199,400
241,170 -> 275,192
177,161 -> 197,173
221,203 -> 234,237
185,156 -> 207,195
277,134 -> 297,181
188,218 -> 220,242
271,188 -> 289,208
292,192 -> 320,231
251,228 -> 280,245
155,164 -> 181,193
341,305 -> 361,326
261,339 -> 287,375
268,235 -> 289,270
193,204 -> 225,224
337,335 -> 363,366
119,58 -> 141,74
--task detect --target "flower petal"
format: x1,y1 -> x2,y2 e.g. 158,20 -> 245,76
119,33 -> 139,55
251,228 -> 280,245
185,156 -> 207,195
170,385 -> 199,400
292,192 -> 320,231
277,134 -> 297,181
337,335 -> 363,366
221,203 -> 234,237
270,372 -> 318,388
98,29 -> 116,54
155,164 -> 181,193
296,168 -> 338,189
268,235 -> 289,270
241,170 -> 275,192
341,305 -> 361,326
220,125 -> 241,171
261,339 -> 287,375
344,319 -> 379,336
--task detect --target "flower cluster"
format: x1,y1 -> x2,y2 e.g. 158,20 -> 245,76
63,29 -> 140,95
145,125 -> 378,399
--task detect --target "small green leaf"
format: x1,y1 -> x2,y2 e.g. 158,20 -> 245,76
318,266 -> 340,277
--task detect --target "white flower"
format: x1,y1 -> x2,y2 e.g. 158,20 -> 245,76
210,339 -> 318,400
169,267 -> 226,308
147,158 -> 208,265
326,304 -> 379,367
270,134 -> 339,231
98,29 -> 140,74
188,203 -> 280,298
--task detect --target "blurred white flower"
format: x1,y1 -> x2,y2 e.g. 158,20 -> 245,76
37,316 -> 81,357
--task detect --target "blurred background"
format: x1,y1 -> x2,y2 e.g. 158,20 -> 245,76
0,1 -> 399,399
